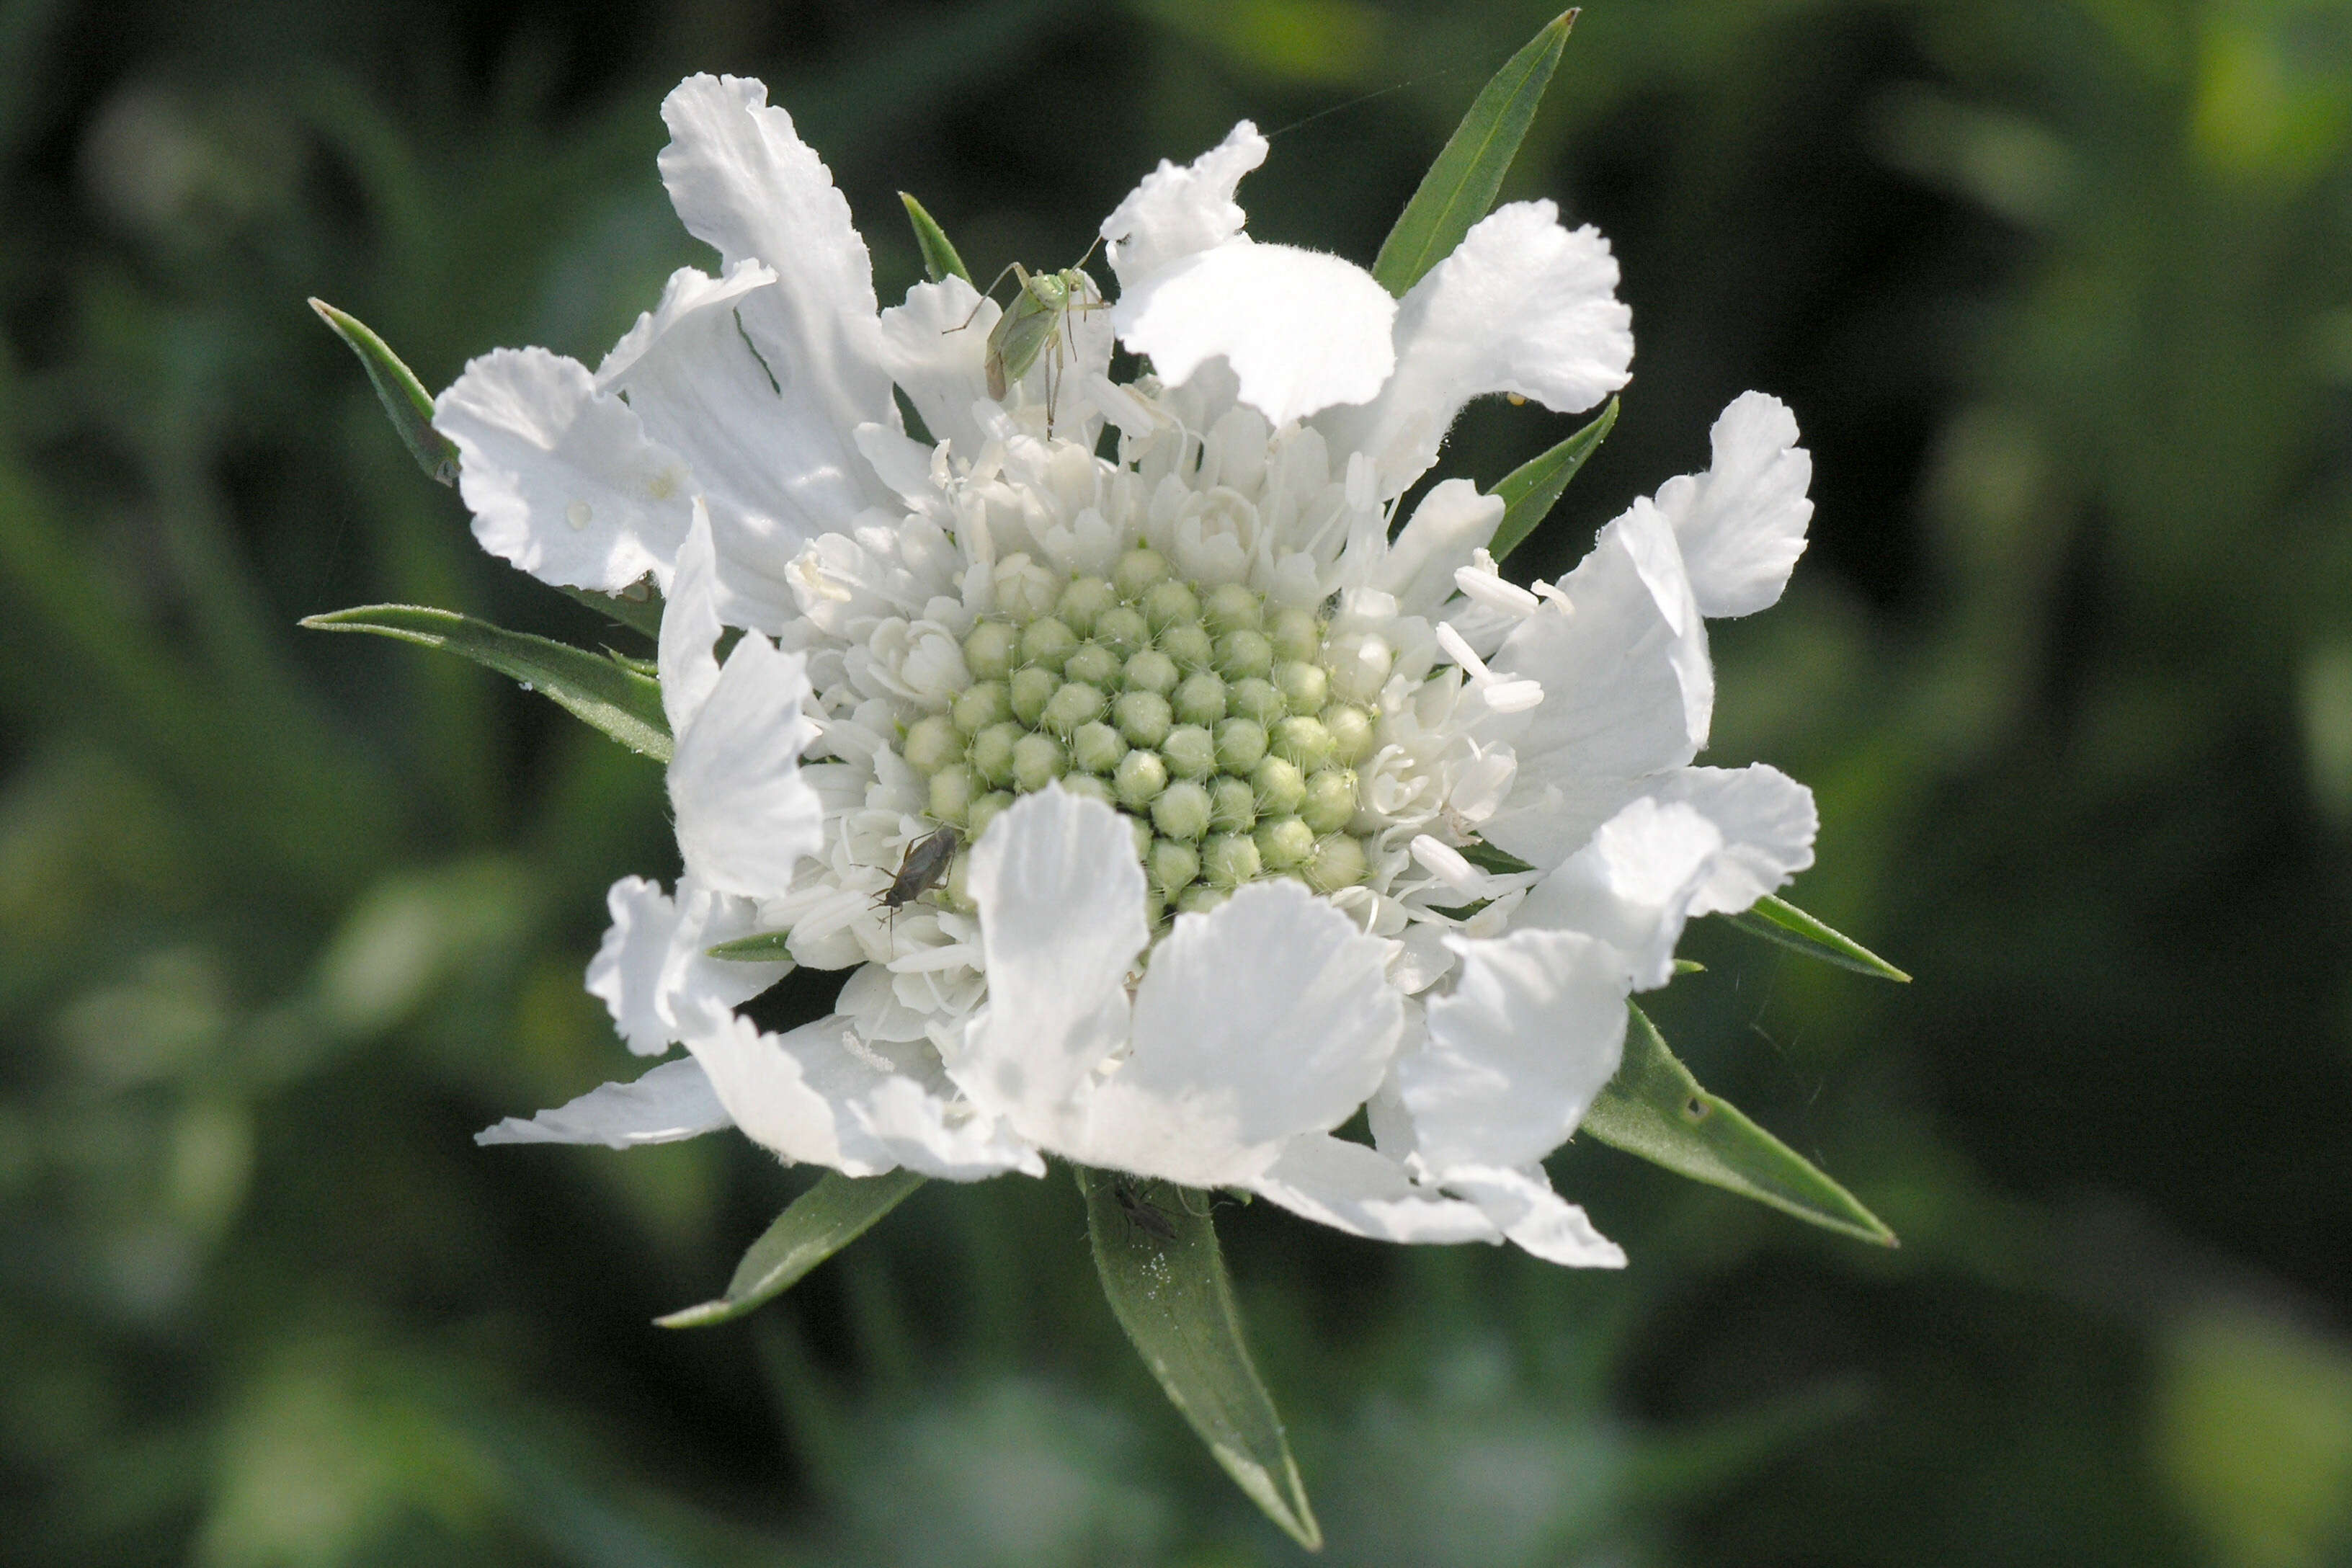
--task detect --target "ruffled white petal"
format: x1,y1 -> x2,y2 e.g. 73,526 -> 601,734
1511,796 -> 1725,991
1100,121 -> 1267,287
476,1055 -> 731,1148
585,876 -> 788,1056
1319,201 -> 1632,498
668,634 -> 824,898
1247,1134 -> 1502,1244
657,504 -> 726,734
879,276 -> 1000,460
1113,239 -> 1396,428
1083,878 -> 1401,1185
1370,479 -> 1505,617
1657,392 -> 1812,619
1440,1164 -> 1626,1268
434,347 -> 695,593
1648,764 -> 1817,916
955,788 -> 1148,1145
1402,928 -> 1628,1173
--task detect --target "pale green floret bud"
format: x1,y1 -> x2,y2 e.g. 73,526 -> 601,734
1203,582 -> 1263,636
1158,621 -> 1213,671
1062,773 -> 1115,809
945,852 -> 972,906
1214,628 -> 1273,680
1114,749 -> 1168,810
967,790 -> 1015,842
1173,671 -> 1227,726
963,621 -> 1018,681
1020,616 -> 1078,671
1252,756 -> 1306,815
1041,680 -> 1105,734
1071,721 -> 1128,774
969,721 -> 1023,786
1152,780 -> 1213,840
1271,715 -> 1334,770
1203,832 -> 1262,887
1141,581 -> 1199,632
1123,648 -> 1179,696
1214,716 -> 1268,774
1012,732 -> 1066,793
1273,659 -> 1329,714
1255,814 -> 1316,870
1057,576 -> 1115,636
954,680 -> 1011,736
904,714 -> 961,774
1130,815 -> 1156,863
1114,548 -> 1171,600
1231,677 -> 1285,725
1177,885 -> 1229,917
1321,702 -> 1373,765
1269,606 -> 1321,662
1162,724 -> 1216,779
930,763 -> 976,824
1095,604 -> 1149,654
1115,690 -> 1173,748
1064,640 -> 1120,688
1209,776 -> 1257,832
1301,768 -> 1357,834
1306,834 -> 1370,894
1150,839 -> 1200,892
1009,666 -> 1056,724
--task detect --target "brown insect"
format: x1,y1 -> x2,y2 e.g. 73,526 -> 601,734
1110,1176 -> 1180,1243
873,826 -> 960,930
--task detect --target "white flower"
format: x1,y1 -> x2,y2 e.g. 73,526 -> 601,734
460,76 -> 1821,1268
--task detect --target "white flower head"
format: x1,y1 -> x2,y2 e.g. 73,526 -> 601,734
454,81 -> 1822,1268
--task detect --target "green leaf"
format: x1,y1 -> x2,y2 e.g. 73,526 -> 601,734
658,1170 -> 925,1329
1489,396 -> 1616,561
1077,1166 -> 1320,1550
1727,894 -> 1911,981
557,582 -> 664,641
309,298 -> 461,486
1582,1003 -> 1897,1247
706,930 -> 796,961
1371,9 -> 1577,297
899,192 -> 972,285
301,605 -> 671,762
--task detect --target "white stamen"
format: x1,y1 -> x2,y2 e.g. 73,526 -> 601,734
1433,621 -> 1490,680
1480,679 -> 1545,714
1409,834 -> 1489,896
1453,565 -> 1541,618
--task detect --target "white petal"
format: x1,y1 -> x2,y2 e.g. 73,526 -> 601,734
1113,240 -> 1396,427
476,1056 -> 730,1148
1370,479 -> 1505,616
1247,1134 -> 1502,1245
956,788 -> 1148,1145
1083,879 -> 1401,1185
1319,201 -> 1632,498
434,347 -> 694,594
682,1006 -> 870,1170
656,504 -> 725,734
879,276 -> 1000,460
1658,392 -> 1812,618
1649,764 -> 1817,916
1483,501 -> 1711,868
1513,796 -> 1724,990
1441,1164 -> 1626,1268
1403,928 -> 1628,1173
585,876 -> 790,1056
1100,121 -> 1268,287
669,636 -> 824,897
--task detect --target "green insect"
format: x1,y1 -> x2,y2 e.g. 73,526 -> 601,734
953,244 -> 1108,433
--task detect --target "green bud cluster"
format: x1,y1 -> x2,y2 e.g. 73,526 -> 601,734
901,550 -> 1377,923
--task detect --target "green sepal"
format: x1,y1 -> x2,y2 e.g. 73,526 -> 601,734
1459,838 -> 1537,876
1582,1003 -> 1897,1247
308,298 -> 461,486
1489,397 -> 1616,561
1077,1166 -> 1321,1550
300,605 -> 671,763
558,582 -> 664,641
657,1170 -> 926,1329
707,930 -> 796,961
1371,9 -> 1577,297
899,192 -> 972,285
1726,894 -> 1911,981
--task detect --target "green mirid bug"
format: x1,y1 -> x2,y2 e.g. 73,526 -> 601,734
953,244 -> 1108,433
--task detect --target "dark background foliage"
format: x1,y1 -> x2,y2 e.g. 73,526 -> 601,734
5,0 -> 2351,1563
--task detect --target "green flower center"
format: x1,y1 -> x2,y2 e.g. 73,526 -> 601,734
901,548 -> 1376,923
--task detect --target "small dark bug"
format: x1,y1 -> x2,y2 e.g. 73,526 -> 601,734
1110,1176 -> 1180,1244
873,826 -> 959,931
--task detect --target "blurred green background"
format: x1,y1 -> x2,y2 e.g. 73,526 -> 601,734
6,0 -> 2352,1562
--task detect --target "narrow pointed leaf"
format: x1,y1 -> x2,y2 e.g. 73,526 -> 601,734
1727,894 -> 1911,981
707,930 -> 796,961
899,192 -> 972,285
302,605 -> 671,762
1078,1166 -> 1321,1550
309,298 -> 461,486
1371,9 -> 1577,297
1489,397 -> 1616,561
659,1170 -> 925,1328
558,582 -> 665,641
1582,1004 -> 1897,1247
